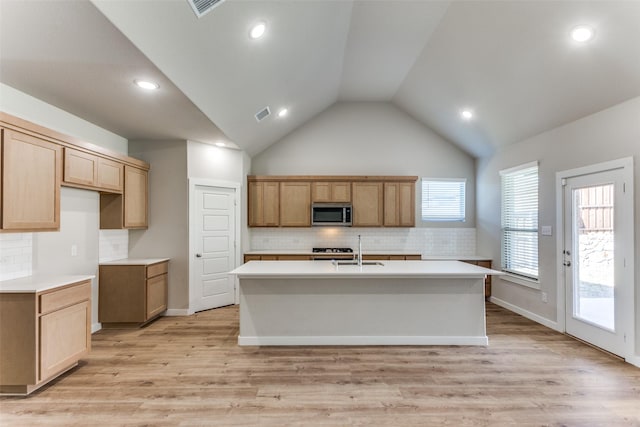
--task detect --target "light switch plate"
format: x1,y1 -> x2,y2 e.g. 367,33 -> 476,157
541,226 -> 552,236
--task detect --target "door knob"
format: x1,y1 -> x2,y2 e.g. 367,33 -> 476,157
196,253 -> 202,258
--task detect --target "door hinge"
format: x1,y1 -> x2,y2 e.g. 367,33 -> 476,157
561,178 -> 567,186
623,182 -> 626,193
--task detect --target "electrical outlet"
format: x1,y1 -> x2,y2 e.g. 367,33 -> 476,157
71,244 -> 78,257
541,292 -> 548,303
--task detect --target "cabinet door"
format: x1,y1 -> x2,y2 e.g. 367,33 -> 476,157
248,181 -> 279,226
123,165 -> 148,228
39,301 -> 90,381
352,182 -> 383,227
2,129 -> 62,230
312,182 -> 350,202
146,274 -> 167,320
331,182 -> 351,202
280,182 -> 311,227
384,182 -> 415,227
64,148 -> 97,187
97,157 -> 123,193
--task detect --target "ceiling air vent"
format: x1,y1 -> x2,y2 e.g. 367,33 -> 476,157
255,106 -> 271,122
188,0 -> 225,18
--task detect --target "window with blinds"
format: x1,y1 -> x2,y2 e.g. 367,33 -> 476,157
421,178 -> 466,222
500,162 -> 539,280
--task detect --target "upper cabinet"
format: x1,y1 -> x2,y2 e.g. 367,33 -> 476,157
311,182 -> 351,202
248,181 -> 280,227
247,176 -> 417,228
1,129 -> 62,231
100,166 -> 148,229
352,182 -> 384,227
383,182 -> 415,227
1,112 -> 149,233
280,182 -> 311,227
63,148 -> 123,193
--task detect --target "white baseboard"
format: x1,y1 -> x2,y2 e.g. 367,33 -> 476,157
164,309 -> 190,316
91,322 -> 102,334
238,335 -> 489,346
626,354 -> 640,368
489,296 -> 562,332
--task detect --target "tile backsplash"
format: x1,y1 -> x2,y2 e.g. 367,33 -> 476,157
99,230 -> 129,262
250,227 -> 476,256
0,233 -> 33,281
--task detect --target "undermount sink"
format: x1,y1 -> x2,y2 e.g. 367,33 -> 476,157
333,260 -> 385,266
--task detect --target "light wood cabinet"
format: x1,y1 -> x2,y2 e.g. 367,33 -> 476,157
248,176 -> 417,228
64,147 -> 97,188
64,148 -> 124,193
99,260 -> 168,327
352,182 -> 383,227
244,254 -> 313,262
99,165 -> 148,229
96,157 -> 124,192
362,254 -> 421,261
0,279 -> 91,395
384,182 -> 415,227
312,182 -> 351,202
248,181 -> 279,227
1,129 -> 62,231
280,182 -> 311,227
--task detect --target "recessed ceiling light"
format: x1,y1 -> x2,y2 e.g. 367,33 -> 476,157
277,108 -> 288,118
460,109 -> 474,120
249,21 -> 266,39
134,79 -> 159,90
571,25 -> 595,42
215,142 -> 226,147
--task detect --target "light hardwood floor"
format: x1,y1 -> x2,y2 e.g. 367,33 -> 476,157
1,303 -> 639,426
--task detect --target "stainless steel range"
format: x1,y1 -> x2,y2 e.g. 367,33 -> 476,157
311,247 -> 354,260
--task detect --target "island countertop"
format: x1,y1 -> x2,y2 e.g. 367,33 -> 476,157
230,260 -> 501,279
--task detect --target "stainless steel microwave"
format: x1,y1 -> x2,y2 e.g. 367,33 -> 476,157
311,203 -> 352,226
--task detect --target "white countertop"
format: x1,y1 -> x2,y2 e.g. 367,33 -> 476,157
231,260 -> 501,279
99,258 -> 170,266
0,274 -> 95,293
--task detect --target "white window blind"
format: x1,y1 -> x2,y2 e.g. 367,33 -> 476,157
500,162 -> 539,280
421,178 -> 466,222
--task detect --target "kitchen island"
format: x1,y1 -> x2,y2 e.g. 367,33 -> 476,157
230,260 -> 499,346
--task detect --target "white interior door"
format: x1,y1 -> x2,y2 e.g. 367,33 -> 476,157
562,166 -> 633,358
193,185 -> 236,312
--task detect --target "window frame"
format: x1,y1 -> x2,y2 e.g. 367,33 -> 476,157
420,178 -> 466,223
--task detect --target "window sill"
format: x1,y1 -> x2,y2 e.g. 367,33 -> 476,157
500,273 -> 540,290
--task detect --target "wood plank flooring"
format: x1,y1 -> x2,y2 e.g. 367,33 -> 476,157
1,303 -> 639,426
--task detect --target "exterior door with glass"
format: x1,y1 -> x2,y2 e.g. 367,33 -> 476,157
562,165 -> 632,358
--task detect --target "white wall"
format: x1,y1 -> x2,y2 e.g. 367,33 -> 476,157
476,96 -> 640,360
128,140 -> 189,310
251,101 -> 476,227
0,83 -> 127,154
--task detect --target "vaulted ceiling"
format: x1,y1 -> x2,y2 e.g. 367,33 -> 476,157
2,0 -> 639,158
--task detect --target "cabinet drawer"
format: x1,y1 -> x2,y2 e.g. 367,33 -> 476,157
146,262 -> 168,278
39,281 -> 91,315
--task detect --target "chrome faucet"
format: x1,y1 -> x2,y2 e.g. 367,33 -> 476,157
357,234 -> 362,266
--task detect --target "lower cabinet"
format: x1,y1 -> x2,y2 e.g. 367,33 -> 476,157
99,259 -> 169,328
0,279 -> 91,395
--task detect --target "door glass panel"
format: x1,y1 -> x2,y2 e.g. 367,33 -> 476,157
572,184 -> 615,331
